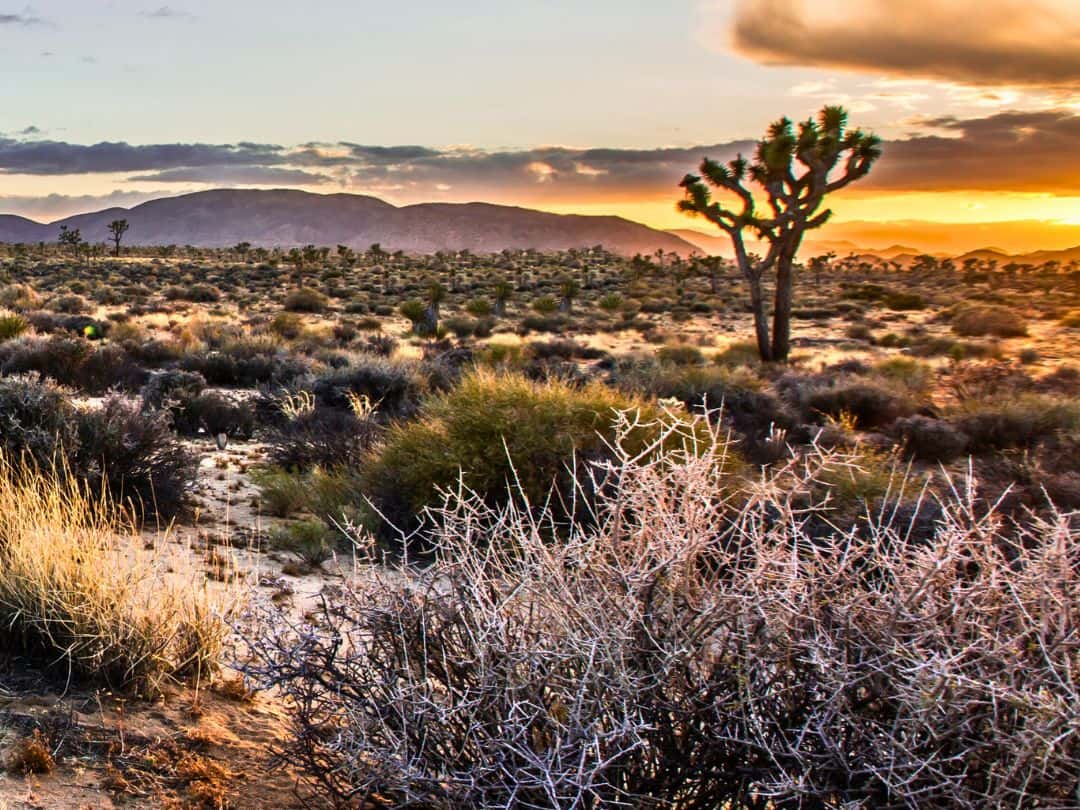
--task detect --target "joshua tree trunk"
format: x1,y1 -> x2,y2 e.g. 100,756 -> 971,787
424,305 -> 439,336
748,276 -> 772,362
771,239 -> 801,362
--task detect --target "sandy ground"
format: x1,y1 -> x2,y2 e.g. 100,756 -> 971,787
0,305 -> 1073,807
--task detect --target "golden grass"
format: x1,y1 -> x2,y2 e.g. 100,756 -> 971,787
0,456 -> 233,693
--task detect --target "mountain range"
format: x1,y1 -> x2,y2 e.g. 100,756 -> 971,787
0,189 -> 697,257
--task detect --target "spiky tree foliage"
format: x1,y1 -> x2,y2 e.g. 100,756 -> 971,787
558,275 -> 581,313
492,278 -> 513,317
424,279 -> 447,335
679,106 -> 881,361
107,219 -> 129,257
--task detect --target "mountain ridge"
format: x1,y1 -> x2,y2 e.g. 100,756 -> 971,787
0,189 -> 698,257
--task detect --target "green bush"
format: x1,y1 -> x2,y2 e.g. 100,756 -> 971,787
656,343 -> 705,366
252,467 -> 310,518
283,287 -> 329,313
952,394 -> 1079,452
361,370 -> 676,541
0,311 -> 30,342
270,520 -> 336,568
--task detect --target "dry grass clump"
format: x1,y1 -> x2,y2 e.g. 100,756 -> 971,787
5,730 -> 56,775
245,412 -> 1078,807
951,303 -> 1029,338
0,457 -> 232,692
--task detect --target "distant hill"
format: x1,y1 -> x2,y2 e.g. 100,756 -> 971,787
669,228 -> 885,260
0,189 -> 698,257
668,226 -> 1079,267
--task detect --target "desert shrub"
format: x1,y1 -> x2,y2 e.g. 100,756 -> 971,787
526,339 -> 605,361
0,283 -> 41,310
443,315 -> 476,338
874,356 -> 934,394
363,333 -> 398,356
270,520 -> 336,568
656,343 -> 705,366
267,406 -> 381,471
0,310 -> 30,341
283,287 -> 329,313
0,375 -> 79,469
0,457 -> 228,692
844,322 -> 874,342
50,293 -> 90,314
359,370 -> 691,542
531,294 -> 558,314
713,340 -> 760,366
75,397 -> 197,521
245,418 -> 1078,807
0,335 -> 91,384
251,467 -> 309,518
169,391 -> 256,439
613,359 -> 792,462
269,312 -> 304,339
182,283 -> 220,303
784,376 -> 916,429
464,297 -> 493,317
598,292 -> 623,311
952,304 -> 1028,338
952,394 -> 1079,452
519,314 -> 568,334
126,337 -> 184,366
141,369 -> 206,411
895,415 -> 970,462
180,342 -> 308,387
74,342 -> 147,393
399,299 -> 426,329
881,290 -> 927,310
311,357 -> 426,420
0,336 -> 144,393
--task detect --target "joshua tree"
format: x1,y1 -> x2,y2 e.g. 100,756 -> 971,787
558,275 -> 581,314
492,278 -> 513,317
337,245 -> 355,268
679,105 -> 881,362
698,255 -> 728,295
809,251 -> 835,285
58,225 -> 83,257
107,219 -> 129,257
424,280 -> 447,336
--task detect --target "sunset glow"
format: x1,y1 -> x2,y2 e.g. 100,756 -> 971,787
1,0 -> 1077,255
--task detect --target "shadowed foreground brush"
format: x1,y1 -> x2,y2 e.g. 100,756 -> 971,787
243,412 -> 1079,808
0,457 -> 231,693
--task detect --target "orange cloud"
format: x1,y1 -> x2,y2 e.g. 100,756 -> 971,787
729,0 -> 1080,89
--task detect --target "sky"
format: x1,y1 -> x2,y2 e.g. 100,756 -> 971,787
1,0 -> 1078,253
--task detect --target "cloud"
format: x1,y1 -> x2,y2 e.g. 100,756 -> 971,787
140,6 -> 196,20
0,12 -> 45,26
129,166 -> 332,185
0,138 -> 288,174
727,0 -> 1080,89
0,110 -> 1076,208
867,109 -> 1080,192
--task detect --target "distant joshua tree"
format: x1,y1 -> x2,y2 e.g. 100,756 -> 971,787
58,225 -> 83,257
492,278 -> 513,317
107,219 -> 129,257
679,105 -> 881,362
558,275 -> 581,313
